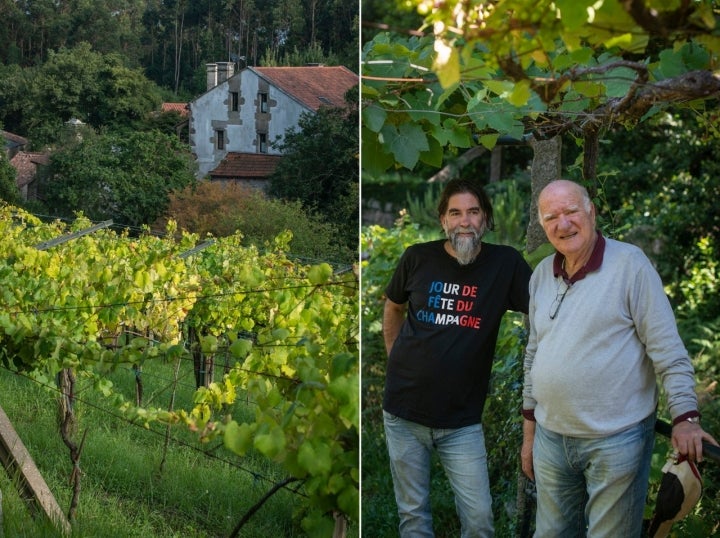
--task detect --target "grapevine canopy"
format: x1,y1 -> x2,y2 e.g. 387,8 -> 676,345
361,0 -> 720,174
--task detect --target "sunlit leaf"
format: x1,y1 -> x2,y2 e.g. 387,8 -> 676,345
223,420 -> 253,456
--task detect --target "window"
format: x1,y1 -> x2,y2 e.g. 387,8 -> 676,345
259,92 -> 268,113
230,92 -> 239,112
216,130 -> 225,150
258,133 -> 267,153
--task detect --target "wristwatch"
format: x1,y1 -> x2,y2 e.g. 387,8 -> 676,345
686,416 -> 700,424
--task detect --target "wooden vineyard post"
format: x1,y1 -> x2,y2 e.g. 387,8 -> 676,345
0,404 -> 71,535
333,511 -> 347,537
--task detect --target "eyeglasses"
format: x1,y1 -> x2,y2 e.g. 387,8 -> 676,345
549,280 -> 572,320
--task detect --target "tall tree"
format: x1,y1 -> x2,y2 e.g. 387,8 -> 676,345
43,130 -> 197,227
0,154 -> 21,205
0,63 -> 28,134
67,0 -> 146,63
0,0 -> 28,64
6,43 -> 161,145
271,0 -> 306,54
320,0 -> 361,65
268,87 -> 359,253
3,0 -> 358,86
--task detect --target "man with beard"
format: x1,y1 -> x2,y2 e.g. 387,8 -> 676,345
382,178 -> 532,537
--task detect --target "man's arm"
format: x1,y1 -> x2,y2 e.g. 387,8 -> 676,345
383,298 -> 406,356
521,418 -> 536,481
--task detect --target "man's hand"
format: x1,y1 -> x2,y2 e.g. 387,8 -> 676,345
672,420 -> 719,463
382,299 -> 406,356
521,418 -> 536,481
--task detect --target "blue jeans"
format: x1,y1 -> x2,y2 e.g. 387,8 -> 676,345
532,412 -> 656,537
383,411 -> 494,538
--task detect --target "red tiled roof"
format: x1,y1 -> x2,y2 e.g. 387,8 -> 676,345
2,130 -> 28,148
10,151 -> 50,188
161,102 -> 189,116
252,66 -> 357,111
210,152 -> 282,179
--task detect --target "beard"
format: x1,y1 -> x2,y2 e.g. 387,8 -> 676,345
446,226 -> 484,265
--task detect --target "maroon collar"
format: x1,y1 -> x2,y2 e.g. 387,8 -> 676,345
553,231 -> 605,284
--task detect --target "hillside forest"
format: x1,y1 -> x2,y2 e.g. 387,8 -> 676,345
1,0 -> 358,94
0,0 -> 359,265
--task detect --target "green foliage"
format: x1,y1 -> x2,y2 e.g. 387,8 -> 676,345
42,129 -> 196,227
229,192 -> 357,266
172,235 -> 359,532
2,43 -> 161,146
404,182 -> 444,230
589,111 -> 720,323
483,179 -> 531,251
361,0 -> 423,42
361,171 -> 429,219
0,205 -> 359,533
162,181 -> 356,266
673,237 -> 720,321
263,42 -> 340,67
0,154 -> 21,205
93,63 -> 162,128
139,109 -> 189,141
0,63 -> 27,134
0,359 -> 310,537
268,87 -> 359,256
361,1 -> 720,175
0,1 -> 358,98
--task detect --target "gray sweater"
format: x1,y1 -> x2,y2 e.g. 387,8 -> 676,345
523,237 -> 698,438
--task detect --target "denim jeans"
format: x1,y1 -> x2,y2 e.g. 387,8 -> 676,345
532,412 -> 656,538
383,411 -> 494,538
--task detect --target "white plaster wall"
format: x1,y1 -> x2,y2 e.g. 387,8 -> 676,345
190,69 -> 312,178
189,79 -> 232,177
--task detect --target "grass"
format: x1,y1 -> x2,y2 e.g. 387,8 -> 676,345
0,358 -> 324,537
361,376 -> 508,538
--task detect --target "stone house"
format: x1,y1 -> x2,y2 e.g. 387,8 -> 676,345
189,62 -> 357,188
2,130 -> 49,201
11,151 -> 49,200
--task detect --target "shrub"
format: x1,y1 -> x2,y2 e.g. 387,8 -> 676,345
158,181 -> 355,266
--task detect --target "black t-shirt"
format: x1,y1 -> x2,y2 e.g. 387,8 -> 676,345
384,239 -> 531,428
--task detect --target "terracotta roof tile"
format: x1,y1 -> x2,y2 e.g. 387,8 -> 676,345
210,152 -> 282,179
252,66 -> 357,111
161,102 -> 189,116
2,130 -> 28,149
10,151 -> 49,188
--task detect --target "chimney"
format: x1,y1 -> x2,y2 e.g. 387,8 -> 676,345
206,63 -> 218,91
217,62 -> 235,85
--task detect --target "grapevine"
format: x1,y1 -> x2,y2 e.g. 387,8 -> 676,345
0,205 -> 359,534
